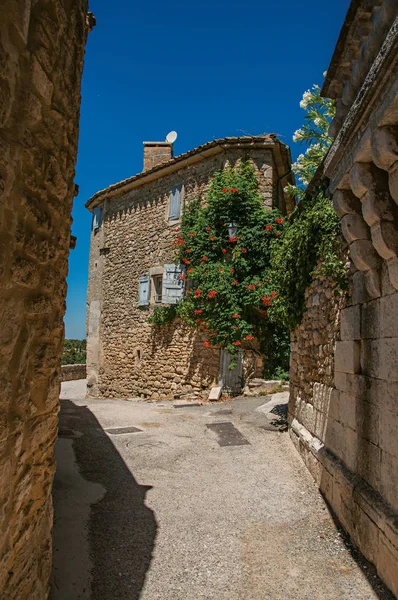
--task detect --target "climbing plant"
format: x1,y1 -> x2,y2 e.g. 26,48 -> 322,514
148,161 -> 289,368
268,80 -> 347,330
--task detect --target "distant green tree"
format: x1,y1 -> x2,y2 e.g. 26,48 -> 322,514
62,339 -> 86,365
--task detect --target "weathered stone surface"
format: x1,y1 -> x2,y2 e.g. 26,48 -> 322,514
335,340 -> 361,374
0,1 -> 88,598
294,2 -> 398,594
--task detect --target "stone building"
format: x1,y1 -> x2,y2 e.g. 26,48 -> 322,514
86,135 -> 294,400
0,1 -> 91,598
288,1 -> 398,595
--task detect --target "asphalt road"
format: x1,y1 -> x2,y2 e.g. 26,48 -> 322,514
50,380 -> 394,600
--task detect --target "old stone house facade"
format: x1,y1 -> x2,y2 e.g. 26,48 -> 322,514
288,1 -> 398,596
86,136 -> 294,400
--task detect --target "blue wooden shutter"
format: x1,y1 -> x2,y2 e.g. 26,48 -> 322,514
162,264 -> 185,304
93,206 -> 102,230
169,186 -> 181,221
138,275 -> 150,306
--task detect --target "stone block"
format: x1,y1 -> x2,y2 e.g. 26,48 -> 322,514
335,340 -> 361,374
325,418 -> 346,463
340,305 -> 361,340
361,298 -> 380,339
358,440 -> 381,493
356,398 -> 379,446
377,534 -> 398,598
381,450 -> 398,513
380,292 -> 398,338
352,508 -> 380,566
339,392 -> 357,431
334,372 -> 368,397
379,408 -> 398,458
368,378 -> 398,414
344,427 -> 358,472
352,270 -> 373,305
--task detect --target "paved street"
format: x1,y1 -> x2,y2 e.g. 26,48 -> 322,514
51,380 -> 393,600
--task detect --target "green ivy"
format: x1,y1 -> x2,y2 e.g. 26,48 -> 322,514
268,182 -> 348,331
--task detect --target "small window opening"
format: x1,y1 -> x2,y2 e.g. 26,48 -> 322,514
153,275 -> 163,303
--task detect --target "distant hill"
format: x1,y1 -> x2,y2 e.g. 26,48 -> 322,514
62,339 -> 86,365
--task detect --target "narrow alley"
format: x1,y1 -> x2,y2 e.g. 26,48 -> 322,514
51,381 -> 393,600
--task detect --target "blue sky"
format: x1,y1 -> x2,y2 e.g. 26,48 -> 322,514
65,0 -> 350,339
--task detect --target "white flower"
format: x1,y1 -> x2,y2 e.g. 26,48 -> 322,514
314,117 -> 322,127
292,129 -> 304,142
299,90 -> 312,109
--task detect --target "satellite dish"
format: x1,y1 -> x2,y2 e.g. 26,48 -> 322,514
165,130 -> 178,144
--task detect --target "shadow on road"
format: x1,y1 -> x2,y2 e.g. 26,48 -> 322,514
51,399 -> 157,600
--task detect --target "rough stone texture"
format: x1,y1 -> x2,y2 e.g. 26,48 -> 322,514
0,2 -> 88,598
60,364 -> 87,382
86,140 -> 293,400
291,2 -> 398,596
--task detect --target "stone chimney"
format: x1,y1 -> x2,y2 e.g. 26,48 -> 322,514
143,141 -> 173,172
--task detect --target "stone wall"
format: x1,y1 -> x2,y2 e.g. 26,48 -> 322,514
61,364 -> 87,382
289,2 -> 398,595
0,2 -> 89,598
87,145 -> 285,399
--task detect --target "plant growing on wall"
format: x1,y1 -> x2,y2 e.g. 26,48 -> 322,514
268,80 -> 347,330
148,161 -> 289,367
285,83 -> 335,200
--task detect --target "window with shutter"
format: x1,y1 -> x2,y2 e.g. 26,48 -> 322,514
168,185 -> 182,221
93,206 -> 103,231
162,264 -> 185,304
138,275 -> 150,306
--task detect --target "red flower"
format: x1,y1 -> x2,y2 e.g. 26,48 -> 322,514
222,187 -> 228,193
234,326 -> 239,330
185,248 -> 192,252
241,248 -> 247,253
173,227 -> 180,232
179,274 -> 187,281
230,187 -> 238,193
276,231 -> 281,237
232,280 -> 239,285
194,289 -> 201,298
229,236 -> 239,243
208,290 -> 217,298
222,248 -> 227,254
206,226 -> 211,231
187,268 -> 194,273
194,309 -> 203,315
203,341 -> 211,347
201,256 -> 208,262
182,257 -> 190,264
271,291 -> 278,298
265,225 -> 274,231
196,318 -> 202,324
232,313 -> 241,319
249,284 -> 255,291
230,268 -> 234,273
245,335 -> 254,341
276,218 -> 284,224
265,278 -> 269,282
188,232 -> 197,237
262,295 -> 272,307
218,267 -> 223,271
233,340 -> 241,346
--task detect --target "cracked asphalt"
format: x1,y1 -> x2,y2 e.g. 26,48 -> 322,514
51,380 -> 394,600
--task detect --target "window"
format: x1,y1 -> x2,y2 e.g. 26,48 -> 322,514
168,185 -> 182,221
93,206 -> 103,231
153,275 -> 163,303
